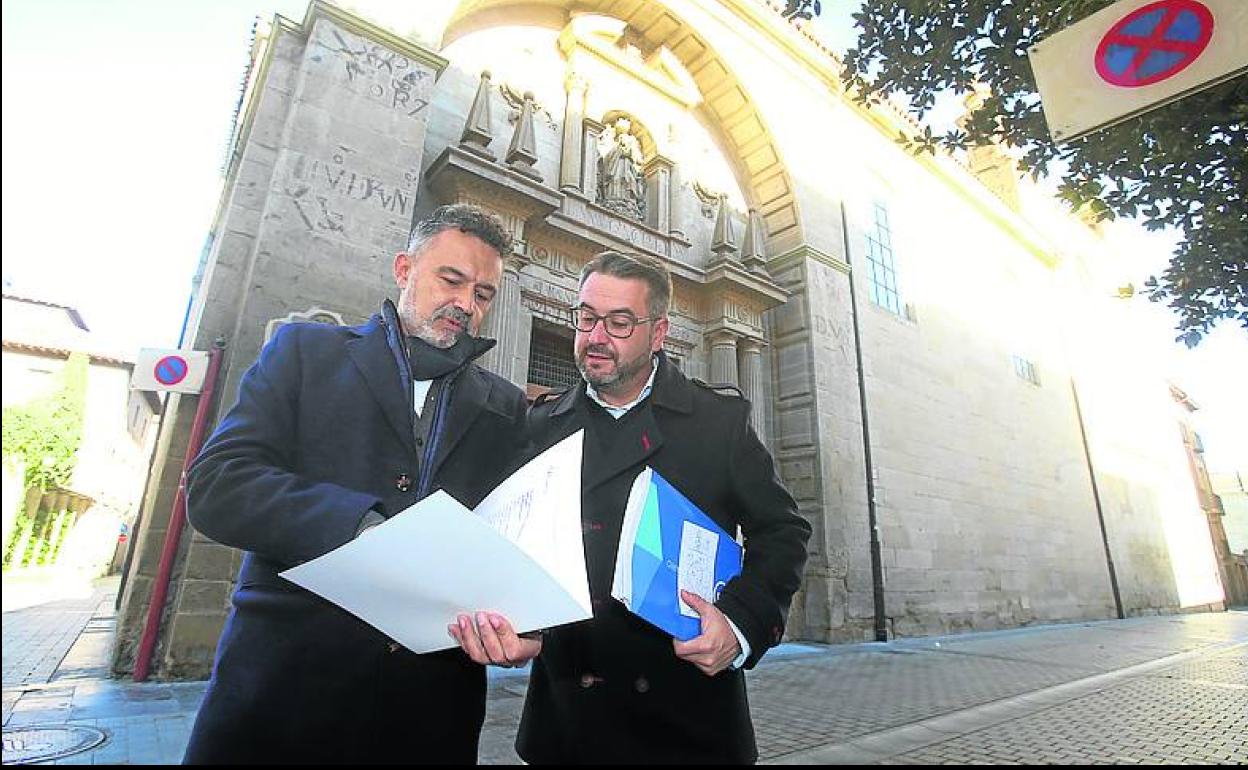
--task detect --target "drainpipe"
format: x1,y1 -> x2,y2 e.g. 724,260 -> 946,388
133,339 -> 226,681
840,202 -> 888,641
1069,378 -> 1125,619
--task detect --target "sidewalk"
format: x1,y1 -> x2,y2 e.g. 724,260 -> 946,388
3,575 -> 1245,764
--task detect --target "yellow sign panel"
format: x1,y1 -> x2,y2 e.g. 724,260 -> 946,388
1028,0 -> 1247,142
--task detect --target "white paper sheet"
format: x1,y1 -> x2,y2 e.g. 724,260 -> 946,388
677,520 -> 718,617
280,431 -> 589,653
473,431 -> 591,615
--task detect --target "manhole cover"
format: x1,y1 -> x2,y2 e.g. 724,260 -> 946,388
2,725 -> 107,764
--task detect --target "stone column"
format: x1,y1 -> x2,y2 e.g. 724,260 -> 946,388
738,338 -> 767,444
559,73 -> 588,192
708,330 -> 740,386
581,118 -> 603,199
710,195 -> 737,264
644,156 -> 673,233
668,162 -> 686,240
480,255 -> 526,386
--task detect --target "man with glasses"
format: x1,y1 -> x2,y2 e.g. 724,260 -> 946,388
182,204 -> 534,764
453,251 -> 810,763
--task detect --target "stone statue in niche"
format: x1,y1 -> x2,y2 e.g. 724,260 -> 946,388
596,117 -> 647,221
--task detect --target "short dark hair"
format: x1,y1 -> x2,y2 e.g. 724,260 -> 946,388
407,204 -> 513,258
579,251 -> 672,318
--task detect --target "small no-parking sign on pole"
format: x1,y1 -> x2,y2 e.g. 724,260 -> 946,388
1029,0 -> 1247,142
132,349 -> 211,394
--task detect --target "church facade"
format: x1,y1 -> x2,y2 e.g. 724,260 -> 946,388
114,0 -> 1225,679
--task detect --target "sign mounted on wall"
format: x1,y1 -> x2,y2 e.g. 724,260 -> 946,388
132,349 -> 211,394
1029,0 -> 1247,142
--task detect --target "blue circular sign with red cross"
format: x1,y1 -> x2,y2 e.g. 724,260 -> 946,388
1095,0 -> 1214,87
154,355 -> 190,386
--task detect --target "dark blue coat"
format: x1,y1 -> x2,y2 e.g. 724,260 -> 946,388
182,308 -> 527,764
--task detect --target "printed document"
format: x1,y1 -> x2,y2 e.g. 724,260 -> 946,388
281,431 -> 589,653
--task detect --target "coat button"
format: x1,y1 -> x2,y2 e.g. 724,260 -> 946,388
395,474 -> 412,492
634,677 -> 650,694
579,673 -> 597,689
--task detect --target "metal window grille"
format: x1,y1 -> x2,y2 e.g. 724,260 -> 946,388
865,201 -> 902,316
1012,354 -> 1041,386
528,324 -> 580,389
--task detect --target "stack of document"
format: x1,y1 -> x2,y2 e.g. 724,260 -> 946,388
281,431 -> 591,653
611,468 -> 743,641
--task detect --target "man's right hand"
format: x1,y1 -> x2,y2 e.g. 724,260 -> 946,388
448,612 -> 542,668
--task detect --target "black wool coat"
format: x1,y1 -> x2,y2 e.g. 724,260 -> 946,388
182,308 -> 527,765
516,354 -> 811,765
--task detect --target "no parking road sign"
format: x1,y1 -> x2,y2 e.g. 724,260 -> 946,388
132,349 -> 210,394
1095,0 -> 1214,87
1029,0 -> 1247,142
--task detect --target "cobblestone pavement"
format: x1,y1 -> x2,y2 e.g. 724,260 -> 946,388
3,571 -> 1245,765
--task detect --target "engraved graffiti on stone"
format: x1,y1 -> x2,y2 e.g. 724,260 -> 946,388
318,26 -> 430,118
286,151 -> 413,233
596,117 -> 646,222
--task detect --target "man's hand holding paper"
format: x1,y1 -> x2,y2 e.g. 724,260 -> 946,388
449,612 -> 542,668
279,431 -> 589,655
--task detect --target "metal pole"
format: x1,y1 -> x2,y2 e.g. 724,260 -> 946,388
840,202 -> 888,641
132,342 -> 225,681
1070,377 -> 1125,620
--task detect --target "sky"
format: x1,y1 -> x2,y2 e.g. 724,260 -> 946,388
2,0 -> 1244,473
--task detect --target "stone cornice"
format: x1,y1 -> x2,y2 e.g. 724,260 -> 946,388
425,145 -> 564,219
703,260 -> 789,309
303,1 -> 449,77
540,194 -> 698,280
769,245 -> 850,277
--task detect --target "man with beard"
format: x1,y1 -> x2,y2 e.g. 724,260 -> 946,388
182,204 -> 538,764
454,251 -> 811,764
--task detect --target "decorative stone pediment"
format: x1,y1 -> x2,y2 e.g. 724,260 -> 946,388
558,14 -> 701,109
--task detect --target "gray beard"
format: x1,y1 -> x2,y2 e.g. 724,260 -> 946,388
410,319 -> 457,349
404,305 -> 471,349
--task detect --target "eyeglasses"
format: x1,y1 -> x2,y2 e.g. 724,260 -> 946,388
568,305 -> 658,339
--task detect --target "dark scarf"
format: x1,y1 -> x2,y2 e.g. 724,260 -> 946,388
406,333 -> 485,381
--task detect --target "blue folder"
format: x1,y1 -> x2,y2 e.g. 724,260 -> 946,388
611,468 -> 743,640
